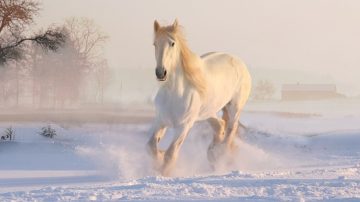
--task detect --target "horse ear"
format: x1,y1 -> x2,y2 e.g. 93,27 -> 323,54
154,20 -> 160,32
173,18 -> 179,29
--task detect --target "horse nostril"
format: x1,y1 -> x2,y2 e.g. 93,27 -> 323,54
156,68 -> 166,80
155,68 -> 161,77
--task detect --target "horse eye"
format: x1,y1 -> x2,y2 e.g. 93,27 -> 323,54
170,42 -> 175,47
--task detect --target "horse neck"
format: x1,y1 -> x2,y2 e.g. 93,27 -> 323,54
163,41 -> 205,97
167,57 -> 204,96
164,60 -> 188,95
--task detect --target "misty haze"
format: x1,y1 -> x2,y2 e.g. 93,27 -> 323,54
0,0 -> 359,201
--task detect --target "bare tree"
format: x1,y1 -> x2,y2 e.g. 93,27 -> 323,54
93,59 -> 111,104
0,0 -> 65,64
62,18 -> 109,105
25,18 -> 108,108
0,0 -> 39,33
1,56 -> 31,107
64,17 -> 108,68
0,66 -> 15,105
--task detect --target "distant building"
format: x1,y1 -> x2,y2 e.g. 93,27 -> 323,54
281,84 -> 343,100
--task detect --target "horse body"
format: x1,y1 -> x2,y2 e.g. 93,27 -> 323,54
148,20 -> 251,176
199,52 -> 250,120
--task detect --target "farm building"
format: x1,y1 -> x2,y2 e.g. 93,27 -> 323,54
281,84 -> 343,100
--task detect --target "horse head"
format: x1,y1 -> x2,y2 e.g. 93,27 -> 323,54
153,19 -> 180,82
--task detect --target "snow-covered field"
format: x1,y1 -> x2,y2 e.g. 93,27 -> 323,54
0,101 -> 360,201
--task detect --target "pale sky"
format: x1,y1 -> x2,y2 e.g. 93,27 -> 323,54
36,0 -> 360,96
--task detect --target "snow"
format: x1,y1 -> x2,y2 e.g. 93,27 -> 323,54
0,102 -> 359,201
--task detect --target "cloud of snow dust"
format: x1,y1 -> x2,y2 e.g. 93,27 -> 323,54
173,123 -> 283,176
74,122 -> 292,180
75,124 -> 155,180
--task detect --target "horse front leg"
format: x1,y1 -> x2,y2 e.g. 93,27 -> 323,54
147,120 -> 167,169
162,123 -> 193,176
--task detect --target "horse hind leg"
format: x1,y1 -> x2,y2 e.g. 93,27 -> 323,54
207,116 -> 226,163
209,116 -> 226,144
222,107 -> 229,131
223,102 -> 243,152
224,77 -> 251,150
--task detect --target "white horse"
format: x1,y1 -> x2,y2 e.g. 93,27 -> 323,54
147,19 -> 252,175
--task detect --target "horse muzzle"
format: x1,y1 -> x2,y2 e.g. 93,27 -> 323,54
156,67 -> 167,81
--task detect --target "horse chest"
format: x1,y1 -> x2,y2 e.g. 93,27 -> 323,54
154,88 -> 200,127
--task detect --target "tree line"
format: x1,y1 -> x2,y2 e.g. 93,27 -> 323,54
0,0 -> 111,109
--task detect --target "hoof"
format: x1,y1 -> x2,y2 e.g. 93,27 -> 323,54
153,150 -> 165,169
160,159 -> 176,177
229,141 -> 239,153
156,150 -> 165,162
147,149 -> 165,171
160,166 -> 172,177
